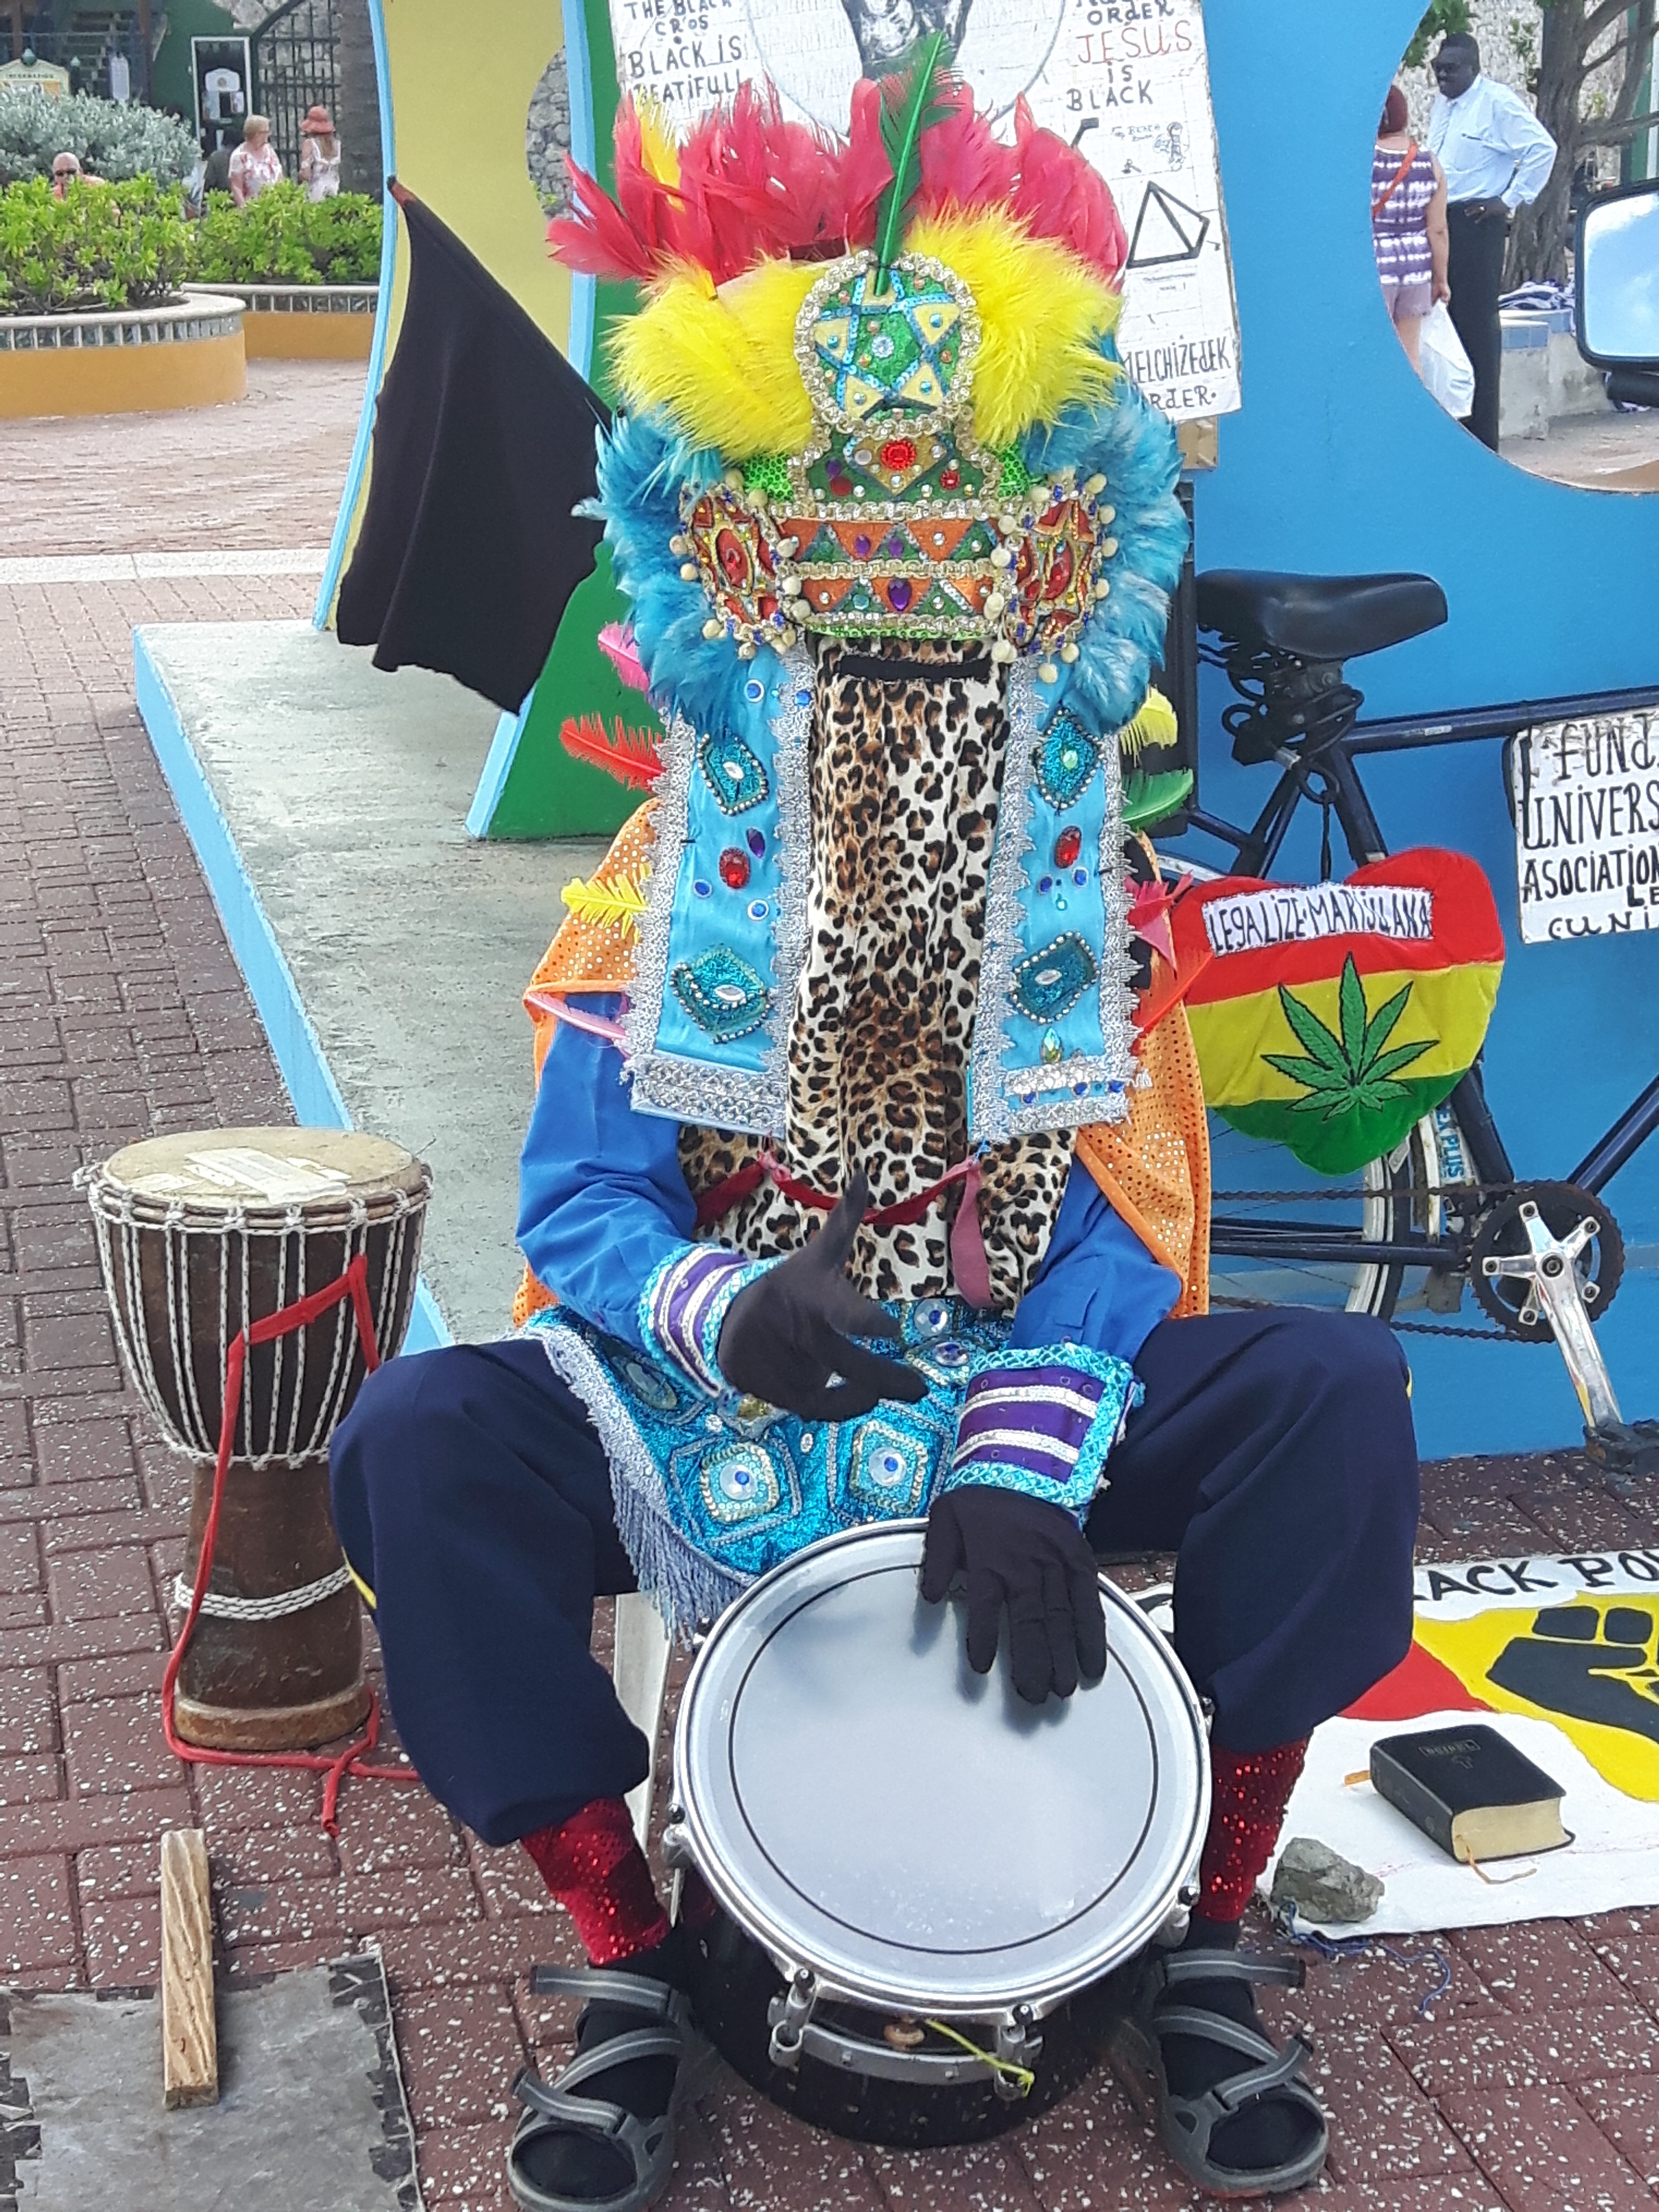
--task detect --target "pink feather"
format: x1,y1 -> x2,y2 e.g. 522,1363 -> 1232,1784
598,622 -> 650,696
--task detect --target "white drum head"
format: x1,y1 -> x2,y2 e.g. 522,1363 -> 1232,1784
672,1524 -> 1210,2018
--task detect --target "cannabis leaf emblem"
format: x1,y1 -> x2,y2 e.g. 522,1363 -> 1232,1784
1264,956 -> 1432,1119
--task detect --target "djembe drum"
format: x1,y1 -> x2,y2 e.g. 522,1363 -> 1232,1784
83,1128 -> 430,1751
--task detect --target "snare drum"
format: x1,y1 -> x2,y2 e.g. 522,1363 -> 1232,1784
666,1523 -> 1209,2148
83,1128 -> 430,1751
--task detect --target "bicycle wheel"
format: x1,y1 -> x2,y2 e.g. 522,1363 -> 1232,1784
1209,1114 -> 1450,1324
1348,1117 -> 1443,1323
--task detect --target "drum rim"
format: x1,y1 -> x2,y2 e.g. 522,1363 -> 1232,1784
671,1521 -> 1212,2020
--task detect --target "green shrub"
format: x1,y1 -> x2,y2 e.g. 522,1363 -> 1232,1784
187,181 -> 382,286
0,86 -> 197,186
0,173 -> 191,314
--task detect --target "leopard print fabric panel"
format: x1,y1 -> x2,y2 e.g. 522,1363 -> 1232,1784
677,637 -> 1073,1311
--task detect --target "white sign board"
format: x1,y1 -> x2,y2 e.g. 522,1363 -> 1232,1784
603,0 -> 1240,421
1511,711 -> 1659,943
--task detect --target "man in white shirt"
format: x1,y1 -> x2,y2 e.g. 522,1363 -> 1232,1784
1428,31 -> 1558,448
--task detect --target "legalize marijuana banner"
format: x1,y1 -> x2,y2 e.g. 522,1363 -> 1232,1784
1170,848 -> 1507,1178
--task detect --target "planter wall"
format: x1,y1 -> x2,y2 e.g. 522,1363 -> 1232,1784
0,292 -> 245,418
192,283 -> 378,361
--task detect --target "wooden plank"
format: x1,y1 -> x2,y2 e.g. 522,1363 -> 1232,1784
1178,417 -> 1219,472
160,1828 -> 218,2110
613,1591 -> 673,1848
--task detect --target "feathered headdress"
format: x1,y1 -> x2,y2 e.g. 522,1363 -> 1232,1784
549,59 -> 1183,758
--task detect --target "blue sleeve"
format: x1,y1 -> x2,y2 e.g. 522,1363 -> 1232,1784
516,995 -> 697,1354
1010,1160 -> 1181,1366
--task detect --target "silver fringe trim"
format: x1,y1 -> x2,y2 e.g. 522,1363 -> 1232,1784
623,645 -> 814,1140
526,1321 -> 748,1639
971,663 -> 1142,1144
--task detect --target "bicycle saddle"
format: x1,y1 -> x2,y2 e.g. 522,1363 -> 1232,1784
1197,571 -> 1448,663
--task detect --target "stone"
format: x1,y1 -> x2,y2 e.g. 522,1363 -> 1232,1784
1269,1836 -> 1384,1925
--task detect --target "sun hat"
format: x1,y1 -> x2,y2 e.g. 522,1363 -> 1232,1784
301,105 -> 336,136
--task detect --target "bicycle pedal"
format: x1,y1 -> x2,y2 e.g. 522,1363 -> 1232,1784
1585,1419 -> 1659,1490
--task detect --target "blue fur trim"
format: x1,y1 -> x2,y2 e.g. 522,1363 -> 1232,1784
1022,344 -> 1190,738
594,410 -> 786,745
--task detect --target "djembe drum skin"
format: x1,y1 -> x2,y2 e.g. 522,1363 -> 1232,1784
83,1129 -> 430,1752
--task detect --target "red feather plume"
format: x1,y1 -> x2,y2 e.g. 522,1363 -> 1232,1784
547,78 -> 1126,289
559,714 -> 664,791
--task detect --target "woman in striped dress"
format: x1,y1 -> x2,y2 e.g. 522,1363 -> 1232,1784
1373,84 -> 1450,372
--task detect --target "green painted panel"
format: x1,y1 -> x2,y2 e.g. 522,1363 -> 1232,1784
483,546 -> 663,840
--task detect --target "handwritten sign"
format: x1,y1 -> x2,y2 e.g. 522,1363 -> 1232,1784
602,0 -> 1240,422
1511,710 -> 1659,943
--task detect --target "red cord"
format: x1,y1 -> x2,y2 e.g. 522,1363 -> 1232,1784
159,1251 -> 420,1834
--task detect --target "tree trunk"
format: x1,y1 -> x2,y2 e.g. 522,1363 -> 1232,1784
1507,4 -> 1586,286
335,0 -> 382,197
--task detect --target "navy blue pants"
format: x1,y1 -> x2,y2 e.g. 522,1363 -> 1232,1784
330,1310 -> 1419,1847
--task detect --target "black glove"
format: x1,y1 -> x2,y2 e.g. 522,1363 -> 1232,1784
920,1485 -> 1107,1705
716,1173 -> 928,1422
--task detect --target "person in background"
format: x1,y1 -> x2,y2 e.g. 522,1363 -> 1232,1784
49,152 -> 83,198
202,123 -> 240,198
299,105 -> 341,201
1373,84 -> 1450,373
228,114 -> 283,207
1428,31 -> 1557,449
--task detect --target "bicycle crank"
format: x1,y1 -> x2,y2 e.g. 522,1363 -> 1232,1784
1469,1186 -> 1658,1488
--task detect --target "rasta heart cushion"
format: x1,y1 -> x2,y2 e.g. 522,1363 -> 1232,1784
1170,849 -> 1506,1178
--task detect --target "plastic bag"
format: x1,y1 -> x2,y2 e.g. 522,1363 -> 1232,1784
1419,302 -> 1476,418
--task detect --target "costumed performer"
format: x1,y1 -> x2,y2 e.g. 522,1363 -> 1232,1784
331,56 -> 1419,2211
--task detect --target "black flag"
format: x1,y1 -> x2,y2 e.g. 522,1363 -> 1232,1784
337,184 -> 611,713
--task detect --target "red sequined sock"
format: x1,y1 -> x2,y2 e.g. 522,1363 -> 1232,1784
1196,1738 -> 1310,1924
522,1798 -> 670,1966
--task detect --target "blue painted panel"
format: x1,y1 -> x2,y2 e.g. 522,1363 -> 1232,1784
1168,0 -> 1659,1454
313,0 -> 398,632
134,629 -> 451,1356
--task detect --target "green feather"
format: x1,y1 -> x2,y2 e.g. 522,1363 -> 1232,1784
872,32 -> 957,288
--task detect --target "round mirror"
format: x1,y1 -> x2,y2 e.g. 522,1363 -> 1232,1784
1374,10 -> 1659,493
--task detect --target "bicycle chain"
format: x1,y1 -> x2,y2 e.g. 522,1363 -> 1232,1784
1210,1296 -> 1512,1342
1212,1181 -> 1518,1206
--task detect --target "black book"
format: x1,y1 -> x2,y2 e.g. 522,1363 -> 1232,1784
1370,1723 -> 1568,1865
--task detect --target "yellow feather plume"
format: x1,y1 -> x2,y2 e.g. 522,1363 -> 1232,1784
608,259 -> 818,460
905,210 -> 1120,449
635,95 -> 680,186
1118,687 -> 1180,759
561,872 -> 650,933
608,212 -> 1119,459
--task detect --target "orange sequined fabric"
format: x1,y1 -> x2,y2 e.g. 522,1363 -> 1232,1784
512,802 -> 660,1328
1074,978 -> 1211,1318
1197,1739 -> 1310,1924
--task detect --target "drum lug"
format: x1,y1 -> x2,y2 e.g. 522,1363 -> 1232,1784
766,1967 -> 818,2070
993,2005 -> 1042,2102
661,1810 -> 691,1869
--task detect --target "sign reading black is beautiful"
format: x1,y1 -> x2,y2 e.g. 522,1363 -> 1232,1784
1511,710 -> 1659,943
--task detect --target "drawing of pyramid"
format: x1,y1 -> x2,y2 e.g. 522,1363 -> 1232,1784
1128,182 -> 1210,268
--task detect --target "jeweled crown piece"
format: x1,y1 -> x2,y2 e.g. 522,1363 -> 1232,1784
680,248 -> 1117,664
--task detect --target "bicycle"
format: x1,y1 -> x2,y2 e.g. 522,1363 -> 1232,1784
1158,566 -> 1659,1475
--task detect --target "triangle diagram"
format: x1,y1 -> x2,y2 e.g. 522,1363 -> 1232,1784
1128,182 -> 1210,269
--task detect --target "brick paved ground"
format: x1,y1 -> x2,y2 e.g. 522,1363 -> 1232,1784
0,360 -> 368,558
5,387 -> 1659,2211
